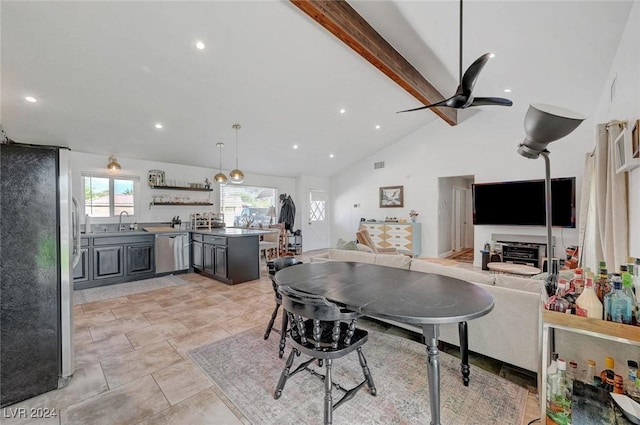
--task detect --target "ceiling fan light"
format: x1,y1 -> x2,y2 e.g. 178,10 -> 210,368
107,155 -> 121,172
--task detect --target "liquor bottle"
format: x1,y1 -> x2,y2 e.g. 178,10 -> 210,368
546,352 -> 559,404
596,264 -> 611,304
604,275 -> 633,324
622,272 -> 638,325
601,356 -> 616,392
582,359 -> 596,385
569,267 -> 584,294
547,358 -> 571,425
545,258 -> 560,298
575,277 -> 604,319
553,280 -> 572,313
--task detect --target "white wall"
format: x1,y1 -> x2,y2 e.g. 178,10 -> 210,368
71,151 -> 296,226
593,0 -> 640,258
330,104 -> 588,264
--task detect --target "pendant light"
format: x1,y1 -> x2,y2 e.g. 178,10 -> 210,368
213,143 -> 227,184
229,123 -> 244,184
107,155 -> 121,172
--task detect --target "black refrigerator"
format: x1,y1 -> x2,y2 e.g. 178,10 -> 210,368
0,142 -> 76,407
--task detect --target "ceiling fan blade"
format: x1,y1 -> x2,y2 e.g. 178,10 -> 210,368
460,53 -> 492,94
396,98 -> 451,113
470,97 -> 513,107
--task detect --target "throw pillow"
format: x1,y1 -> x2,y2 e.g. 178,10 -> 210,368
336,238 -> 357,250
356,243 -> 374,253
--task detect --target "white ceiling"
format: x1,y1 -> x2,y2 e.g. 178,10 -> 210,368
1,1 -> 633,178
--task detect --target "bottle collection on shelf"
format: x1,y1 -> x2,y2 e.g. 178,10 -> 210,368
546,352 -> 640,424
544,257 -> 640,326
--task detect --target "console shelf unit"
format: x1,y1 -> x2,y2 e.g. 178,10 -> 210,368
540,310 -> 640,420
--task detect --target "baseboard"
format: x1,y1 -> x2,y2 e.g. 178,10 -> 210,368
439,250 -> 453,258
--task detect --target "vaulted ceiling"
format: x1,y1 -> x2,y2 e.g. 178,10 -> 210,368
1,1 -> 633,178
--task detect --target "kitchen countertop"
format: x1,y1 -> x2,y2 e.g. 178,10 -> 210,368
191,228 -> 273,237
82,227 -> 274,238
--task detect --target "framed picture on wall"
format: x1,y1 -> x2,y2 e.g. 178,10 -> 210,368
379,185 -> 404,208
632,119 -> 639,159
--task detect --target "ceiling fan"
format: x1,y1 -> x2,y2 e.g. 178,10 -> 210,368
398,0 -> 512,113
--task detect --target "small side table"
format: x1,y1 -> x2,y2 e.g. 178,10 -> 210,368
487,262 -> 541,276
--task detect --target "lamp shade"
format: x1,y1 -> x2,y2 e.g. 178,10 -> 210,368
518,103 -> 586,159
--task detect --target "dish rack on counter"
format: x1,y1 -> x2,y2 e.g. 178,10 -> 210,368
190,212 -> 225,230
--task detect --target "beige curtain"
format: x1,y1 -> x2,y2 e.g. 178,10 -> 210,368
580,124 -> 629,271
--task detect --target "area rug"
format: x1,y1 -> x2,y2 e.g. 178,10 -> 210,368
189,327 -> 528,425
73,274 -> 188,304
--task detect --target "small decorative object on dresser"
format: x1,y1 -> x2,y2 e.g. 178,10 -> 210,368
379,185 -> 403,208
409,209 -> 419,222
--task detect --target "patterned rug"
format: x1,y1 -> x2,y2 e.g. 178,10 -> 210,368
446,247 -> 475,263
189,327 -> 528,425
73,274 -> 188,304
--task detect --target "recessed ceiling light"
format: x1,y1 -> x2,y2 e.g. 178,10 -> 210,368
329,154 -> 335,158
375,125 -> 381,130
154,123 -> 163,129
195,41 -> 205,50
25,96 -> 37,103
489,53 -> 496,58
339,108 -> 346,114
504,88 -> 512,93
293,144 -> 298,149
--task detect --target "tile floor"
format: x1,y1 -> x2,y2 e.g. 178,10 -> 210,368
2,261 -> 541,425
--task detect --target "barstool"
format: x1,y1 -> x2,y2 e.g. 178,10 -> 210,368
264,257 -> 303,358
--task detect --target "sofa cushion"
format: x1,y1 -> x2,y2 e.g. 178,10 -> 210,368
410,259 -> 495,286
335,238 -> 357,250
374,253 -> 411,270
494,274 -> 542,294
327,249 -> 377,264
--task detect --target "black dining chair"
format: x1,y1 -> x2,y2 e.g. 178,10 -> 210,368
264,257 -> 303,358
274,285 -> 376,425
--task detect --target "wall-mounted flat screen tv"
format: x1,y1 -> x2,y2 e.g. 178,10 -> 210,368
472,177 -> 576,227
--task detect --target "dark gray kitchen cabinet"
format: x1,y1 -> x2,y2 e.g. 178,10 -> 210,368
73,237 -> 90,282
202,242 -> 215,276
73,247 -> 90,282
214,245 -> 227,279
192,233 -> 259,284
191,233 -> 203,270
126,242 -> 154,276
75,233 -> 157,289
93,245 -> 124,280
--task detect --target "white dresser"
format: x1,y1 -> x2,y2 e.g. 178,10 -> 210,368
359,222 -> 422,256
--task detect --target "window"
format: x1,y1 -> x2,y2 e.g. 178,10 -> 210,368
309,190 -> 326,222
83,174 -> 137,217
220,185 -> 276,227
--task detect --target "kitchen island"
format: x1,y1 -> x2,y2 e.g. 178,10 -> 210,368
190,228 -> 272,284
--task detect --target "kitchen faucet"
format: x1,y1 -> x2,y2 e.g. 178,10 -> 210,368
118,211 -> 129,231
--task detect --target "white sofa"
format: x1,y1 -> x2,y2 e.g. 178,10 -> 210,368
310,249 -> 541,373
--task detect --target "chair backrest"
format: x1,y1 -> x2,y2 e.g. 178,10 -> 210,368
278,285 -> 361,349
356,228 -> 378,253
266,223 -> 286,255
267,257 -> 303,280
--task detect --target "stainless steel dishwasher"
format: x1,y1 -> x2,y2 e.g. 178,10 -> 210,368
155,233 -> 189,273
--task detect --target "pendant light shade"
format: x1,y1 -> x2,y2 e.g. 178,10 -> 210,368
229,123 -> 244,184
214,143 -> 227,184
107,155 -> 121,172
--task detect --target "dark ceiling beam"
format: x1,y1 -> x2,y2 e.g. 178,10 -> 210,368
290,0 -> 457,126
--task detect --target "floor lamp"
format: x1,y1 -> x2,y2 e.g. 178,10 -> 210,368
517,103 -> 585,292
